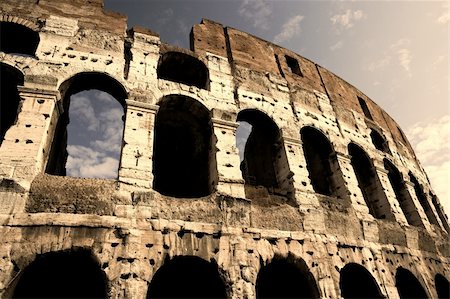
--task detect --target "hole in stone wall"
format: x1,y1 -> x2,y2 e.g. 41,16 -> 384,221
435,274 -> 450,299
348,143 -> 391,220
147,256 -> 226,298
339,263 -> 383,298
153,95 -> 215,198
395,267 -> 428,299
256,257 -> 319,298
409,172 -> 439,226
285,55 -> 303,76
12,249 -> 107,298
157,51 -> 209,89
301,126 -> 338,197
46,72 -> 126,178
370,129 -> 390,153
0,63 -> 24,145
357,96 -> 373,121
0,22 -> 39,56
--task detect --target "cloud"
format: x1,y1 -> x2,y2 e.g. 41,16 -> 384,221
239,0 -> 273,30
397,48 -> 412,76
236,122 -> 252,162
66,145 -> 119,179
407,115 -> 450,215
365,38 -> 412,76
330,40 -> 344,51
367,56 -> 391,72
437,2 -> 449,24
157,8 -> 174,25
330,9 -> 366,33
273,15 -> 304,44
70,94 -> 99,131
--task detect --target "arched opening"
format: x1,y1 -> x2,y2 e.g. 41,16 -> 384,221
256,257 -> 319,298
236,109 -> 293,199
431,193 -> 450,232
301,126 -> 338,197
157,51 -> 209,89
340,263 -> 383,298
46,72 -> 126,178
153,95 -> 215,198
395,267 -> 428,299
147,256 -> 226,298
409,172 -> 439,226
12,249 -> 107,298
384,159 -> 422,226
0,22 -> 39,56
348,143 -> 392,219
0,63 -> 24,145
435,274 -> 450,299
370,129 -> 390,153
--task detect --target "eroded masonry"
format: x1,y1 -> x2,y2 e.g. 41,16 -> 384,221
0,0 -> 449,298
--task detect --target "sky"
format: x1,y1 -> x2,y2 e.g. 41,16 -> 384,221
67,0 -> 449,215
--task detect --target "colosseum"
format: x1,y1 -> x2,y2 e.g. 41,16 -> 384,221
0,0 -> 449,298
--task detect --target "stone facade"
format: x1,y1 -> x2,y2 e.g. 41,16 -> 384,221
0,0 -> 449,298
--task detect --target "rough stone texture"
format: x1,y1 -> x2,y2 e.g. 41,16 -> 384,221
0,0 -> 449,298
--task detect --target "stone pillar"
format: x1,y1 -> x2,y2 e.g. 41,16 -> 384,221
212,118 -> 245,198
0,86 -> 60,187
119,100 -> 157,188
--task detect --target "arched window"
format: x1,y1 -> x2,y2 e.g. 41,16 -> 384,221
0,22 -> 39,56
384,159 -> 422,226
147,256 -> 226,298
157,52 -> 209,89
301,126 -> 338,196
409,172 -> 439,226
12,249 -> 107,298
339,263 -> 383,298
395,268 -> 428,299
46,72 -> 127,178
153,95 -> 215,198
370,129 -> 390,153
0,63 -> 23,145
236,109 -> 293,199
435,274 -> 450,299
256,257 -> 319,298
348,143 -> 392,219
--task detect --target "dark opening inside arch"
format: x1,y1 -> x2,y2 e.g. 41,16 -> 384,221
370,129 -> 390,153
0,63 -> 24,145
256,257 -> 319,298
348,143 -> 392,219
431,193 -> 450,232
409,172 -> 439,226
340,263 -> 383,298
147,256 -> 226,298
357,96 -> 373,120
157,51 -> 209,89
435,274 -> 450,299
153,95 -> 215,198
384,159 -> 422,226
46,72 -> 127,177
12,249 -> 107,298
395,267 -> 428,299
301,126 -> 337,196
0,22 -> 39,56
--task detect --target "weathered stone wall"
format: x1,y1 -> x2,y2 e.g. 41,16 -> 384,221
0,1 -> 449,298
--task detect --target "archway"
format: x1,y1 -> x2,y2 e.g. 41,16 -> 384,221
395,267 -> 428,299
0,63 -> 24,145
435,274 -> 450,299
256,257 -> 319,298
147,256 -> 226,298
340,263 -> 383,298
152,95 -> 215,198
0,22 -> 39,56
12,249 -> 107,298
370,129 -> 390,153
409,172 -> 439,226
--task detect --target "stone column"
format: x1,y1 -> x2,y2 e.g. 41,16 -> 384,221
119,100 -> 157,188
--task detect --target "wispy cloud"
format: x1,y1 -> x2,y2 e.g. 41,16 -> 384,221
330,9 -> 366,33
365,38 -> 412,77
273,15 -> 304,44
330,40 -> 344,51
239,0 -> 273,30
70,95 -> 99,131
367,56 -> 391,72
157,8 -> 174,25
437,1 -> 449,24
236,122 -> 252,162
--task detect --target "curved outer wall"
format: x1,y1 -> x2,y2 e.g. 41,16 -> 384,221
0,0 -> 449,298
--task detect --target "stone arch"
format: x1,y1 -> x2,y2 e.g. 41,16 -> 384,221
146,255 -> 226,298
435,274 -> 450,299
395,267 -> 428,299
256,256 -> 320,298
236,109 -> 294,200
409,172 -> 440,226
10,248 -> 108,298
46,72 -> 127,177
0,19 -> 40,56
0,63 -> 24,145
384,159 -> 422,226
300,126 -> 339,197
339,263 -> 383,298
153,94 -> 216,198
157,51 -> 209,90
370,128 -> 390,153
